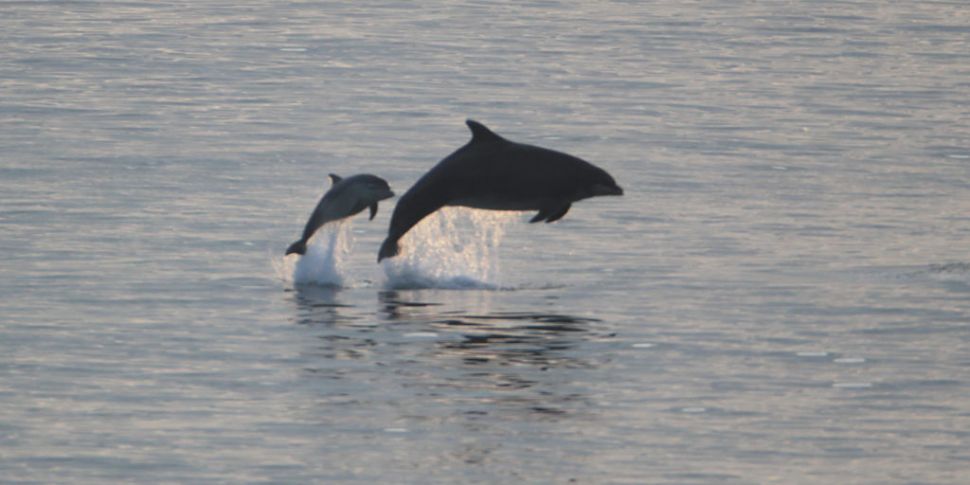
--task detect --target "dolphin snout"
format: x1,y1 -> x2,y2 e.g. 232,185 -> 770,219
592,183 -> 623,196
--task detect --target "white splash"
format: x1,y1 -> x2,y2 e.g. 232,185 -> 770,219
275,220 -> 354,287
381,207 -> 516,289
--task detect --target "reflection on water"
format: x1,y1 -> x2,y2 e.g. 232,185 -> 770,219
292,289 -> 604,422
431,312 -> 599,370
290,285 -> 356,326
377,289 -> 445,321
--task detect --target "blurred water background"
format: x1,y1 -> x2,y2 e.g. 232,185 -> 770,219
2,1 -> 969,483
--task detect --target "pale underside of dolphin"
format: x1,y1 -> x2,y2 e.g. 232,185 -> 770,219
286,173 -> 394,256
377,120 -> 623,262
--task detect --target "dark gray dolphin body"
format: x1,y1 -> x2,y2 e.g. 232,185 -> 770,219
286,173 -> 394,256
377,120 -> 623,261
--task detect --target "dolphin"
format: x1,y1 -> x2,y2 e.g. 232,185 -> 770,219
286,173 -> 394,256
377,120 -> 623,262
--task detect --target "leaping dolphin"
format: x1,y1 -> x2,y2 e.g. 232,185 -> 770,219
286,173 -> 394,256
377,120 -> 623,262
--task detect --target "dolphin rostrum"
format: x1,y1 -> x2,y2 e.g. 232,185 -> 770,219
377,120 -> 623,262
286,173 -> 394,256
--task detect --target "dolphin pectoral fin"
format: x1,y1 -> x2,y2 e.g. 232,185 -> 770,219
545,203 -> 571,223
369,203 -> 378,220
529,203 -> 571,223
328,173 -> 342,185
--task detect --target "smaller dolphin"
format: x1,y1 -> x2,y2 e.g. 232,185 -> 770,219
286,173 -> 394,256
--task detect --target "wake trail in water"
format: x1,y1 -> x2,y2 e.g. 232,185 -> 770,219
274,220 -> 354,287
926,262 -> 970,287
381,208 -> 516,290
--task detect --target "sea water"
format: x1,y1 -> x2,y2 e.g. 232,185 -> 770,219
2,1 -> 969,483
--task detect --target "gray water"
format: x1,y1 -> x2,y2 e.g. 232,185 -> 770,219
2,1 -> 969,483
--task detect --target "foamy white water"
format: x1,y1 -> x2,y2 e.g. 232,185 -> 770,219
277,220 -> 354,287
381,208 -> 515,290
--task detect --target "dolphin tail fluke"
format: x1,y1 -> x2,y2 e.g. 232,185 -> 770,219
286,240 -> 307,256
377,238 -> 400,262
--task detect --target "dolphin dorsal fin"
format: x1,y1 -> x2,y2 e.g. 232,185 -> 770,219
466,119 -> 503,143
328,173 -> 342,185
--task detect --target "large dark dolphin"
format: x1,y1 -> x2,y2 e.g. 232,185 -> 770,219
377,120 -> 623,262
286,173 -> 394,256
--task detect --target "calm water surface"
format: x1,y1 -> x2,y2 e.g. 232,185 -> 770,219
2,1 -> 969,483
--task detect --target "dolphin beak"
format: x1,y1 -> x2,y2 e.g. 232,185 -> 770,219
592,183 -> 623,196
